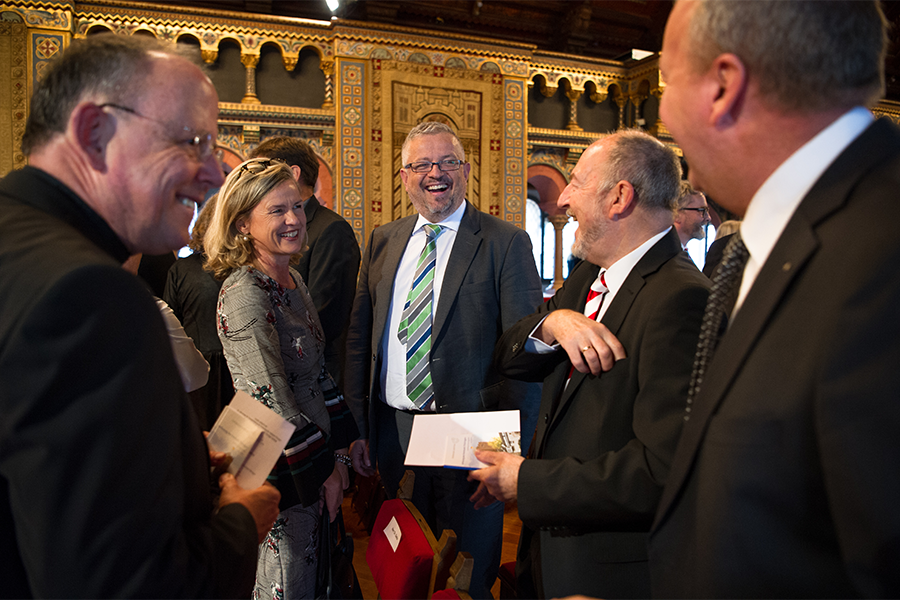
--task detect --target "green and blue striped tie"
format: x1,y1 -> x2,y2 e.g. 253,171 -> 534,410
398,223 -> 445,409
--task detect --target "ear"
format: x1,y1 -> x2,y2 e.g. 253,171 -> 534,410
607,181 -> 636,220
235,217 -> 250,235
289,164 -> 303,182
462,161 -> 471,180
708,53 -> 747,129
69,103 -> 115,171
399,167 -> 410,189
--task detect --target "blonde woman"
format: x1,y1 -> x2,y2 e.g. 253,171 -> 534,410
205,158 -> 357,599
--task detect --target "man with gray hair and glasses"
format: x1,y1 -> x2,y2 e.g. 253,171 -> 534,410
345,121 -> 542,598
0,34 -> 279,597
651,1 -> 900,596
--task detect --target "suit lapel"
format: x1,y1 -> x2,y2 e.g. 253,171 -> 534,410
433,201 -> 481,340
373,218 -> 417,346
304,195 -> 320,225
653,118 -> 900,528
552,229 -> 681,424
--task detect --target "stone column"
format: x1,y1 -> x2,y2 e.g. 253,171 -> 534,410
549,213 -> 570,290
240,53 -> 261,105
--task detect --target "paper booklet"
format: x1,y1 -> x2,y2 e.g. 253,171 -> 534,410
206,390 -> 296,489
404,410 -> 521,470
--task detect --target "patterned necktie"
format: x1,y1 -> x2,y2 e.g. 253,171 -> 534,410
398,224 -> 445,409
684,232 -> 749,421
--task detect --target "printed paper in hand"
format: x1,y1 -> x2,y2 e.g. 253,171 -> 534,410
206,391 -> 296,489
405,410 -> 521,469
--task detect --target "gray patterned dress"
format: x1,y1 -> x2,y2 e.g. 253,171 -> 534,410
217,266 -> 357,600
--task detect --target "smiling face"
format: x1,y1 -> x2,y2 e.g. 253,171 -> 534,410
558,143 -> 613,265
675,192 -> 710,242
105,53 -> 225,254
237,180 -> 307,269
399,132 -> 471,223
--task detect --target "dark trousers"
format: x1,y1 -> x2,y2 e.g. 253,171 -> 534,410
374,400 -> 503,599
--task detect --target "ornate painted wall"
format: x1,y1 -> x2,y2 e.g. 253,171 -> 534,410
4,1 -> 895,249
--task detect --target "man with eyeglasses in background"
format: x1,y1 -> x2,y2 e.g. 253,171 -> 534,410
344,121 -> 542,598
673,180 -> 711,251
0,34 -> 279,597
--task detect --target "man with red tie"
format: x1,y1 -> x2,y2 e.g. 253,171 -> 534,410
469,129 -> 710,599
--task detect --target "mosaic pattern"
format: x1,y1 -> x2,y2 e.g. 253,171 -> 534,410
338,59 -> 366,243
502,79 -> 526,223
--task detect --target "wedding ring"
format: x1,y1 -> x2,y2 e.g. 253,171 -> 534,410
582,346 -> 592,353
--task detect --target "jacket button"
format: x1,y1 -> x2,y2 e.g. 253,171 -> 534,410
543,414 -> 549,423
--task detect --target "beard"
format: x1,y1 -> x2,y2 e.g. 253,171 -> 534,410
571,218 -> 605,261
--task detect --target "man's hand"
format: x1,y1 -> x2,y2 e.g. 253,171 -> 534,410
350,439 -> 376,477
537,309 -> 626,375
467,449 -> 525,509
218,473 -> 281,544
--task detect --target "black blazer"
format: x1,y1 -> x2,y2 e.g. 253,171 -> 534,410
495,228 -> 710,599
0,167 -> 257,597
295,195 -> 361,386
650,118 -> 900,598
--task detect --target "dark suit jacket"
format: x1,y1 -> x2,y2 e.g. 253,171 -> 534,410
296,195 -> 361,387
650,118 -> 900,598
344,200 -> 542,457
701,232 -> 733,279
0,167 -> 257,598
495,228 -> 710,599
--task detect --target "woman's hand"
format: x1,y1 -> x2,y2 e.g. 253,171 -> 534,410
321,464 -> 345,523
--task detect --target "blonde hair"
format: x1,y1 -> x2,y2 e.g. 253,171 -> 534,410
203,158 -> 299,280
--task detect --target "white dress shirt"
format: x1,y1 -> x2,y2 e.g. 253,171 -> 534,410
380,201 -> 467,410
528,227 -> 672,352
734,107 -> 872,316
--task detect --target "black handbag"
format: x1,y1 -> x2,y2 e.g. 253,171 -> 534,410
316,506 -> 363,600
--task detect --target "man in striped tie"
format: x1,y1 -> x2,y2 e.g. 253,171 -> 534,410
344,121 -> 543,598
469,129 -> 711,599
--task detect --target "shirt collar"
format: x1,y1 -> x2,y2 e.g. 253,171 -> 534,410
603,226 -> 672,295
741,106 -> 873,270
413,199 -> 466,234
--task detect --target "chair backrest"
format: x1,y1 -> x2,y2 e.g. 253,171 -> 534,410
431,551 -> 474,599
366,498 -> 458,599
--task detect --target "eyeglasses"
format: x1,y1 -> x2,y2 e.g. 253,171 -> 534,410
681,206 -> 710,218
403,159 -> 464,173
99,103 -> 217,163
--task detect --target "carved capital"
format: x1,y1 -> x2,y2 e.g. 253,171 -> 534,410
320,59 -> 335,76
200,49 -> 218,64
282,56 -> 298,72
539,80 -> 558,98
240,53 -> 259,69
589,90 -> 608,103
548,213 -> 569,229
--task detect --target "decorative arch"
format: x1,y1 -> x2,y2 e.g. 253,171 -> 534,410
527,164 -> 568,217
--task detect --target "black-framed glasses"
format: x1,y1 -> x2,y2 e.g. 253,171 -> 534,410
403,159 -> 464,173
681,206 -> 710,217
99,103 -> 217,163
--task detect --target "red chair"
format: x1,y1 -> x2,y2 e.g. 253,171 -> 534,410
497,560 -> 518,599
366,497 -> 458,599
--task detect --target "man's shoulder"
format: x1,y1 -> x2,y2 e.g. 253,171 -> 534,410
464,204 -> 528,238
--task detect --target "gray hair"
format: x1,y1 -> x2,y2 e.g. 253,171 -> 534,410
686,0 -> 888,112
21,33 -> 196,155
597,130 -> 683,212
401,121 -> 466,166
